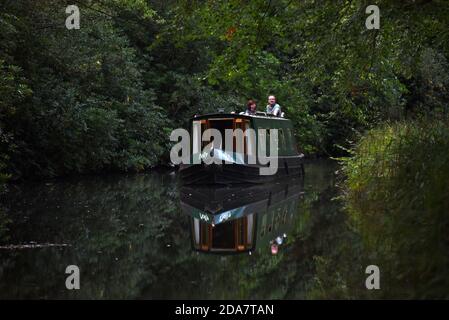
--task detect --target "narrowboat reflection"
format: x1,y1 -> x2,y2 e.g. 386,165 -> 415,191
180,179 -> 304,254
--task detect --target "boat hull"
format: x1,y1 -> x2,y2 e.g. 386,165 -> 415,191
179,154 -> 304,185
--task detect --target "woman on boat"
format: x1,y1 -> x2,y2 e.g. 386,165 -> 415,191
244,99 -> 257,115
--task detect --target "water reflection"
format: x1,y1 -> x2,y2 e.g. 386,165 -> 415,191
2,159 -> 448,299
180,180 -> 303,254
0,160 -> 352,299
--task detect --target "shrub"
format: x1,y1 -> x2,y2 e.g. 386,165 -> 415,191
341,118 -> 449,298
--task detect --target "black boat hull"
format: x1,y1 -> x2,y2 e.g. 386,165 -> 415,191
179,154 -> 304,185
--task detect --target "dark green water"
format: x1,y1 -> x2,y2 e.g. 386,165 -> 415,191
0,159 -> 442,299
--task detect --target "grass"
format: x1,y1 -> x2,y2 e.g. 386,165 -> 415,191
340,117 -> 449,298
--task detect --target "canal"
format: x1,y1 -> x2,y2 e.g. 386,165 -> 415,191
0,159 -> 442,299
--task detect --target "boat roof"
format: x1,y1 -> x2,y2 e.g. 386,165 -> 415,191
191,112 -> 290,121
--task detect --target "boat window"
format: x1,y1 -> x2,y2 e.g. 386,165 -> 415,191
258,129 -> 267,157
287,128 -> 298,152
289,128 -> 294,142
268,129 -> 281,155
266,130 -> 270,153
279,129 -> 285,152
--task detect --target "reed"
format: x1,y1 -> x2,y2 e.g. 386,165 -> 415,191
340,117 -> 449,298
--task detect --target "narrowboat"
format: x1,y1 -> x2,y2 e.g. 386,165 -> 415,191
180,179 -> 304,253
179,112 -> 304,184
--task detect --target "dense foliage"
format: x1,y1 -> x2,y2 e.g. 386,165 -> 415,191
1,0 -> 448,179
340,118 -> 449,298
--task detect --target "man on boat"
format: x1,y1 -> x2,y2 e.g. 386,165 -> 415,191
266,95 -> 282,117
243,99 -> 257,115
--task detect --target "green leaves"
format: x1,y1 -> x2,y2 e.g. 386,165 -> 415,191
1,0 -> 449,178
0,1 -> 168,178
341,118 -> 449,298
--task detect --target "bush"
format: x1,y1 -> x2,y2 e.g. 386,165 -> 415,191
341,118 -> 449,298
